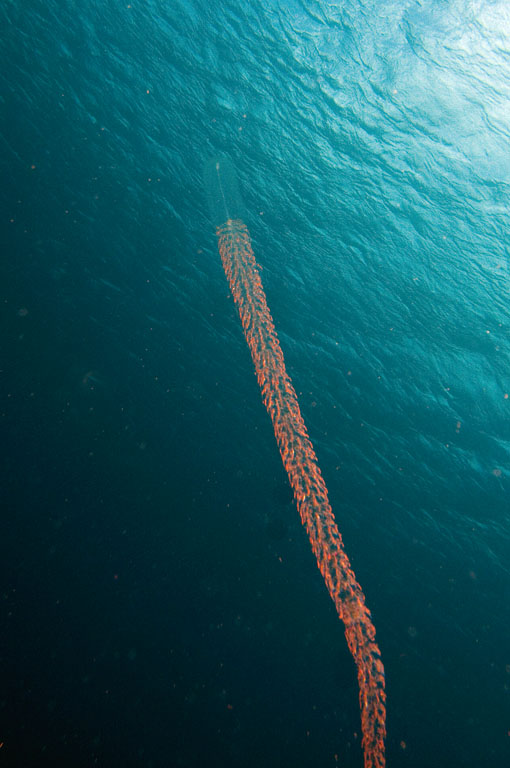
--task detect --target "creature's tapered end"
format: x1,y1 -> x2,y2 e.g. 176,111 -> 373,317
203,156 -> 246,228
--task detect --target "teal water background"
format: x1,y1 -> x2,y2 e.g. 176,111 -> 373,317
2,1 -> 510,766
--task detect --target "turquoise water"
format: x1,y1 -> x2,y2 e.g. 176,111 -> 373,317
2,1 -> 510,766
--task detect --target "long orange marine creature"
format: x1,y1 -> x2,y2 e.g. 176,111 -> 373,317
203,157 -> 386,768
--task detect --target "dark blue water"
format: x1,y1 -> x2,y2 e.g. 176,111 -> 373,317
2,1 -> 510,766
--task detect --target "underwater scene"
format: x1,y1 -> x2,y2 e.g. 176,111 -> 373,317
2,1 -> 510,766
